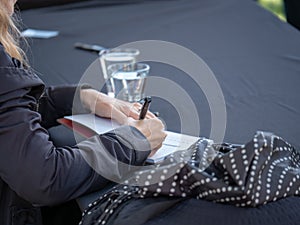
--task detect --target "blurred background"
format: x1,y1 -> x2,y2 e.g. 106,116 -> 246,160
259,0 -> 300,30
17,0 -> 299,31
258,0 -> 285,21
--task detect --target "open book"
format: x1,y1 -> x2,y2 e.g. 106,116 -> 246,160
58,114 -> 199,163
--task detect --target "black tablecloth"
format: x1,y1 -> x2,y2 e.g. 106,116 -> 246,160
20,0 -> 300,224
21,0 -> 300,147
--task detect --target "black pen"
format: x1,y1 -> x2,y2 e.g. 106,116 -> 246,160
139,96 -> 152,120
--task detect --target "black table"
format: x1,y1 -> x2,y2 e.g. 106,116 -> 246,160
21,0 -> 300,224
21,0 -> 300,146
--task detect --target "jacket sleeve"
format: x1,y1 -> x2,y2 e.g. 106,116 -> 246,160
0,66 -> 151,206
38,84 -> 91,129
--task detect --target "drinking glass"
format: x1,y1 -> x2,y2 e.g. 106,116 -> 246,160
107,63 -> 150,102
99,48 -> 140,97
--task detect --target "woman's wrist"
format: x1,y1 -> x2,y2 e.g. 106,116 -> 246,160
80,88 -> 112,116
80,89 -> 96,113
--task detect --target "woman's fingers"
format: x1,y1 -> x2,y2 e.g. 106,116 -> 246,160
148,143 -> 163,157
128,117 -> 167,152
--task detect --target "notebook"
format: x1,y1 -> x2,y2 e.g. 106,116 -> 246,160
58,114 -> 200,163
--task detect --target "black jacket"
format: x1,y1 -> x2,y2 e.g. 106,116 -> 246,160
0,44 -> 151,225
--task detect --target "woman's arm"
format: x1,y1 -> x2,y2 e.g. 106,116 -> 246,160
0,65 -> 166,206
38,86 -> 167,153
38,85 -> 90,129
0,83 -> 151,206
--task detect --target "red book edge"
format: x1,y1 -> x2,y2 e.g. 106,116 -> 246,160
57,118 -> 97,139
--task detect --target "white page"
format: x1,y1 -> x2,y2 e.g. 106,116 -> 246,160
64,114 -> 120,134
147,131 -> 199,163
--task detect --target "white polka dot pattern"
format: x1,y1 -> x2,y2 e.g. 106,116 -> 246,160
80,131 -> 300,225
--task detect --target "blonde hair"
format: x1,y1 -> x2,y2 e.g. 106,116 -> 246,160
0,3 -> 27,65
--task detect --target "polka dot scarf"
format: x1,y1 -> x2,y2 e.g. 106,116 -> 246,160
80,131 -> 300,225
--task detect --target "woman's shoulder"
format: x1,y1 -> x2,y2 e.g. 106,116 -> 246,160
0,43 -> 45,95
0,43 -> 15,67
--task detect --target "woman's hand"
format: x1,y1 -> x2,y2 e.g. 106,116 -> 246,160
127,117 -> 167,156
80,89 -> 167,154
80,89 -> 155,124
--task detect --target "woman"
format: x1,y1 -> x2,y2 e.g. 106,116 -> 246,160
0,0 -> 167,224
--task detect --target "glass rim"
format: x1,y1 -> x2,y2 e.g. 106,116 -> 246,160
107,62 -> 150,74
99,48 -> 140,57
